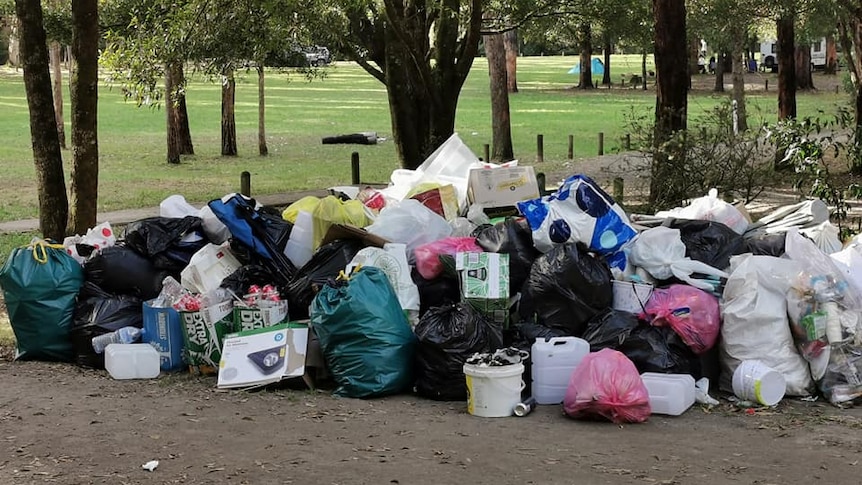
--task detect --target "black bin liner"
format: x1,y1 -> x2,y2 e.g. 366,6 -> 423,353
70,282 -> 143,369
665,218 -> 744,271
123,216 -> 206,273
286,239 -> 365,320
476,218 -> 541,295
414,303 -> 503,401
83,245 -> 166,300
519,242 -> 613,336
412,267 -> 460,318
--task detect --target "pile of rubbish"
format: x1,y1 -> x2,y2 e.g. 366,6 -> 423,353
3,133 -> 862,423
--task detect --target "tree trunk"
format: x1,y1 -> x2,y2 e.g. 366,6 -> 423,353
221,68 -> 237,156
731,32 -> 748,133
49,41 -> 65,149
688,36 -> 699,86
825,34 -> 838,75
837,19 -> 859,89
504,29 -> 518,93
713,51 -> 725,92
257,64 -> 268,156
164,63 -> 181,164
578,22 -> 593,89
777,15 -> 797,120
173,63 -> 194,155
602,35 -> 612,86
650,0 -> 688,210
641,50 -> 648,90
484,32 -> 514,162
69,0 -> 99,234
14,0 -> 68,239
795,45 -> 814,90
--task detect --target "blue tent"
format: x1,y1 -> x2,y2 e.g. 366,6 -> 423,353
568,58 -> 605,75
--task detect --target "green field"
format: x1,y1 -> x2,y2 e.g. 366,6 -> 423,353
0,54 -> 848,227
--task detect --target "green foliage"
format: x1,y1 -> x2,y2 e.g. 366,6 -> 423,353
765,108 -> 862,237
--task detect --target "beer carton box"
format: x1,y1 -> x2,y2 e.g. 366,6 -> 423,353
455,252 -> 510,327
232,301 -> 289,333
179,308 -> 235,376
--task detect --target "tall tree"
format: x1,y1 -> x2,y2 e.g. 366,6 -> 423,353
220,67 -> 237,156
14,0 -> 68,239
777,14 -> 797,119
484,32 -> 514,161
333,0 -> 483,169
68,0 -> 99,233
651,0 -> 688,209
49,41 -> 65,148
43,0 -> 72,149
504,29 -> 518,93
578,21 -> 594,89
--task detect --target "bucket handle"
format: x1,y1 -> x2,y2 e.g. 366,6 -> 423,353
629,281 -> 653,314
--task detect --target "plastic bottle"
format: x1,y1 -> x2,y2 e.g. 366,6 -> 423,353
91,326 -> 143,354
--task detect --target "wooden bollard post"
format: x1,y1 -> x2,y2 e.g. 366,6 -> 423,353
351,152 -> 361,185
613,177 -> 624,203
240,171 -> 251,197
598,132 -> 604,156
624,133 -> 631,150
836,85 -> 840,94
765,79 -> 768,91
567,134 -> 574,160
536,172 -> 547,196
537,134 -> 544,163
483,143 -> 490,163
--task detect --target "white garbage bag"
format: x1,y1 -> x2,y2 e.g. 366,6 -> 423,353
626,226 -> 727,291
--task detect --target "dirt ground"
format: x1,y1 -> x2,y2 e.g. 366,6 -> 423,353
2,70 -> 860,485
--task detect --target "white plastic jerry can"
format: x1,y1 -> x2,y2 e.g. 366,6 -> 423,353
640,373 -> 696,416
104,344 -> 161,380
531,337 -> 590,405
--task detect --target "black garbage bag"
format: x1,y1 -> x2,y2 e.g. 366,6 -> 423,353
220,264 -> 282,296
70,282 -> 143,369
665,218 -> 744,270
83,245 -> 167,300
509,322 -> 570,352
259,207 -> 292,255
286,239 -> 365,320
476,218 -> 541,295
411,267 -> 461,317
739,233 -> 786,257
414,303 -> 504,401
123,216 -> 206,273
583,309 -> 697,375
519,243 -> 613,336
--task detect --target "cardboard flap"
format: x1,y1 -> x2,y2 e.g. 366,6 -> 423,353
321,224 -> 389,248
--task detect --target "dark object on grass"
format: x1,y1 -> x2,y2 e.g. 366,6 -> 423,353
322,132 -> 378,145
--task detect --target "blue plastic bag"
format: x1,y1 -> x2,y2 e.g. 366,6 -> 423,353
311,267 -> 416,398
517,175 -> 636,265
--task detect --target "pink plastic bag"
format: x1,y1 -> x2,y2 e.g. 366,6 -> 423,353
563,349 -> 651,423
414,237 -> 481,279
641,284 -> 720,355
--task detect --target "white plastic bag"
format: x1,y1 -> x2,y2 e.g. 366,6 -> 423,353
62,222 -> 117,264
830,244 -> 862,295
365,200 -> 453,263
799,221 -> 843,254
656,188 -> 748,234
346,243 -> 420,313
199,205 -> 230,244
720,254 -> 814,396
181,243 -> 242,294
626,226 -> 728,291
160,194 -> 198,218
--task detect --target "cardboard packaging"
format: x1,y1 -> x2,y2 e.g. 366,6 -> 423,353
455,252 -> 510,327
232,300 -> 289,333
217,323 -> 311,390
179,310 -> 235,375
468,166 -> 540,209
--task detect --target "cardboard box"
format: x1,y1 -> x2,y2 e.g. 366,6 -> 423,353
455,252 -> 510,327
142,301 -> 186,372
321,224 -> 389,248
468,166 -> 540,209
232,301 -> 289,333
217,323 -> 311,390
179,310 -> 235,375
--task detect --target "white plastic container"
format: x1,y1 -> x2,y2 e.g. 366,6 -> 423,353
531,337 -> 590,405
732,360 -> 786,406
612,280 -> 654,313
463,363 -> 525,417
104,344 -> 160,380
640,372 -> 696,416
285,211 -> 314,268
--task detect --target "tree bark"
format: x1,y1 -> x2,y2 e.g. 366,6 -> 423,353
641,50 -> 648,90
165,63 -> 180,164
504,29 -> 518,93
795,45 -> 814,90
825,34 -> 838,75
69,0 -> 100,234
713,51 -> 725,92
221,67 -> 237,156
484,32 -> 514,162
837,19 -> 859,89
602,35 -> 611,86
688,36 -> 699,86
14,0 -> 68,239
257,64 -> 268,156
731,31 -> 748,133
651,0 -> 688,209
173,63 -> 194,155
49,41 -> 65,149
777,15 -> 797,120
578,22 -> 593,89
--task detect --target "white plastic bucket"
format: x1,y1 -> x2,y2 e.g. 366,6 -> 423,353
612,280 -> 654,313
463,363 -> 525,418
732,360 -> 786,406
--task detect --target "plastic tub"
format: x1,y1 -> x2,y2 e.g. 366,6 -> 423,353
463,363 -> 524,417
640,373 -> 696,416
732,360 -> 786,406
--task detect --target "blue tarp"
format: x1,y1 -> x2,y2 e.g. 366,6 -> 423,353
568,58 -> 605,75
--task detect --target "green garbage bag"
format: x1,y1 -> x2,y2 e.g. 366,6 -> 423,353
311,266 -> 416,398
0,240 -> 84,361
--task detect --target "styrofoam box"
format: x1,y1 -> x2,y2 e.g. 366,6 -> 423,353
640,372 -> 695,416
